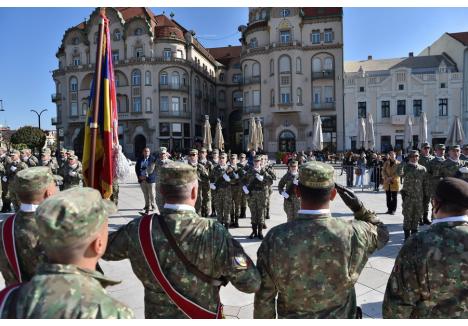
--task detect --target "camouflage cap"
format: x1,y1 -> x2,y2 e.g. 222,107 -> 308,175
408,150 -> 419,157
160,147 -> 167,154
160,162 -> 197,186
212,149 -> 219,155
35,187 -> 116,249
239,153 -> 246,158
66,149 -> 75,155
435,144 -> 446,150
9,150 -> 20,156
200,147 -> 207,153
60,148 -> 66,153
189,149 -> 198,155
67,155 -> 78,161
254,155 -> 262,161
289,160 -> 299,167
299,161 -> 335,189
449,144 -> 461,150
219,152 -> 227,159
421,142 -> 431,148
463,144 -> 468,150
14,167 -> 56,194
230,154 -> 238,159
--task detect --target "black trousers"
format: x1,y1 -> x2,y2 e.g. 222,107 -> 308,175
345,166 -> 354,187
386,191 -> 397,213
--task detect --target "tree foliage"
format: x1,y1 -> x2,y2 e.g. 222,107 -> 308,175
11,126 -> 46,152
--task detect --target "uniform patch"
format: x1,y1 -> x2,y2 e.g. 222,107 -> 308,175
233,255 -> 248,270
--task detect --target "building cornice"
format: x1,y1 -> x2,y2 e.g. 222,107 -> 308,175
240,42 -> 343,59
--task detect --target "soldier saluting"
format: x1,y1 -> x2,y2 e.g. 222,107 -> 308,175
278,160 -> 300,222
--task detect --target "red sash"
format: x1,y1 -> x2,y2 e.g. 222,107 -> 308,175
138,214 -> 223,319
0,284 -> 20,317
1,214 -> 22,283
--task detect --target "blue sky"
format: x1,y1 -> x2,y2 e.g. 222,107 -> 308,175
1,7 -> 468,130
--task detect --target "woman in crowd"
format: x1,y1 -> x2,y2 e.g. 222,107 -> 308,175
382,151 -> 401,215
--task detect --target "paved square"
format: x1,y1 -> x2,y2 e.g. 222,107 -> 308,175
0,166 -> 428,319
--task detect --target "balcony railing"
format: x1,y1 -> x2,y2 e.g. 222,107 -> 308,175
312,102 -> 335,110
243,105 -> 261,114
312,70 -> 335,80
243,75 -> 261,85
159,110 -> 192,118
159,84 -> 189,92
51,93 -> 62,103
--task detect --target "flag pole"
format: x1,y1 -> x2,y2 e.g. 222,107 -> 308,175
88,7 -> 106,189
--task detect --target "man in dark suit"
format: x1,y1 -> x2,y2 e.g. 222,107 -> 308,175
135,147 -> 156,214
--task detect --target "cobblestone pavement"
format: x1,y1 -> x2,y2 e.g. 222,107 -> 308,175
0,166 -> 429,319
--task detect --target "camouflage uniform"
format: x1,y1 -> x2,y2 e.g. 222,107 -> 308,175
21,149 -> 39,167
198,158 -> 213,217
103,162 -> 261,319
61,155 -> 83,189
263,158 -> 276,221
254,161 -> 389,318
278,165 -> 300,222
187,149 -> 210,216
5,151 -> 29,211
427,155 -> 446,197
418,143 -> 434,224
0,167 -> 59,286
383,178 -> 468,318
237,155 -> 249,218
110,179 -> 119,206
211,154 -> 233,226
398,154 -> 427,236
0,187 -> 133,319
440,158 -> 467,179
228,154 -> 244,227
209,149 -> 220,217
155,147 -> 171,212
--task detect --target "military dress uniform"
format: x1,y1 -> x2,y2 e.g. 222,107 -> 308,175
383,178 -> 468,318
398,151 -> 427,239
211,153 -> 233,227
61,155 -> 83,189
0,187 -> 133,319
418,142 -> 434,225
103,162 -> 260,319
254,161 -> 389,318
278,161 -> 300,222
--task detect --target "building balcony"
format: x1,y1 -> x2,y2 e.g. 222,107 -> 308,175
159,110 -> 192,119
243,76 -> 261,85
159,84 -> 189,92
51,93 -> 62,103
312,70 -> 335,80
391,115 -> 407,125
312,102 -> 335,110
51,117 -> 61,125
243,105 -> 261,114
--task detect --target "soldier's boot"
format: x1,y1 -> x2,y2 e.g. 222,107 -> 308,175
257,225 -> 264,240
234,215 -> 239,228
249,224 -> 257,239
263,222 -> 267,229
404,230 -> 411,241
411,229 -> 418,235
1,201 -> 11,213
266,207 -> 270,219
239,207 -> 246,219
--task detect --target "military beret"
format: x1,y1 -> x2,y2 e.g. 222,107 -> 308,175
230,154 -> 238,159
435,144 -> 446,150
434,177 -> 468,209
13,167 -> 56,194
449,144 -> 461,150
200,147 -> 207,153
408,150 -> 419,157
160,162 -> 197,186
254,155 -> 262,161
299,161 -> 335,189
9,150 -> 20,156
35,187 -> 116,249
189,149 -> 198,155
289,160 -> 299,167
220,153 -> 227,159
421,142 -> 431,148
239,153 -> 246,158
160,147 -> 167,154
212,149 -> 219,155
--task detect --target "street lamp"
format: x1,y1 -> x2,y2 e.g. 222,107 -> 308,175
0,100 -> 4,112
30,109 -> 48,130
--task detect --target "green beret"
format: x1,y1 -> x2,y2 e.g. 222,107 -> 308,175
435,144 -> 446,150
435,177 -> 468,209
14,167 -> 55,194
35,187 -> 116,249
60,148 -> 66,153
408,150 -> 419,157
160,162 -> 197,186
421,142 -> 431,148
67,155 -> 78,161
189,149 -> 198,155
299,161 -> 335,189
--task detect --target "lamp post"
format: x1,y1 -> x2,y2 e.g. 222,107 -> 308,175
30,109 -> 48,130
0,100 -> 4,112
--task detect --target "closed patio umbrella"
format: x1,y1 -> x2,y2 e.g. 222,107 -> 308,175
202,115 -> 212,152
365,113 -> 375,150
247,116 -> 257,152
419,112 -> 428,148
256,118 -> 263,151
445,116 -> 465,146
357,118 -> 366,150
311,114 -> 323,151
404,115 -> 413,153
214,118 -> 225,151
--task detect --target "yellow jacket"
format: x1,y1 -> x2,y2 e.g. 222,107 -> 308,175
382,160 -> 401,192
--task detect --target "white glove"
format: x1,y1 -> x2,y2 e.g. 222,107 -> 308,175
242,185 -> 250,194
210,183 -> 216,190
2,176 -> 7,182
10,166 -> 17,172
223,173 -> 231,182
281,191 -> 290,199
255,174 -> 264,182
234,172 -> 239,179
293,179 -> 299,186
69,171 -> 77,177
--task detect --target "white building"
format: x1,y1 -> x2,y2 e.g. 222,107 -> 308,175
344,53 -> 463,152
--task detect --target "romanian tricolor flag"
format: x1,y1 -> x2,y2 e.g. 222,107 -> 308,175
82,13 -> 118,199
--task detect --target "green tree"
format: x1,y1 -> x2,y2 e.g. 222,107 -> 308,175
11,126 -> 46,153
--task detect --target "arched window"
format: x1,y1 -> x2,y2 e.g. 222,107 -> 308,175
171,72 -> 180,88
145,97 -> 152,112
270,89 -> 275,106
81,103 -> 88,115
279,55 -> 291,73
203,82 -> 207,96
135,27 -> 143,36
296,57 -> 302,73
252,62 -> 260,77
145,71 -> 151,85
244,64 -> 249,80
131,69 -> 141,86
324,57 -> 333,71
72,37 -> 80,45
270,59 -> 274,75
117,98 -> 122,113
194,77 -> 200,91
182,73 -> 188,86
113,29 -> 121,41
249,38 -> 258,48
296,88 -> 302,104
160,71 -> 168,85
312,58 -> 322,72
69,77 -> 78,92
219,73 -> 225,81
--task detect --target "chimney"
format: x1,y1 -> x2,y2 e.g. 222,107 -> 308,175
409,52 -> 414,57
367,55 -> 372,60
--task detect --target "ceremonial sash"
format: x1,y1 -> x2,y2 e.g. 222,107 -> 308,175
138,214 -> 223,319
1,214 -> 22,282
0,284 -> 20,317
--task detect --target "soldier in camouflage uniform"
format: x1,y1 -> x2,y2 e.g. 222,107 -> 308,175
57,148 -> 68,170
243,155 -> 273,239
187,148 -> 209,216
427,144 -> 446,200
460,144 -> 468,160
155,147 -> 171,212
103,162 -> 260,318
398,150 -> 427,240
209,149 -> 220,217
211,153 -> 233,228
0,187 -> 134,319
6,150 -> 29,212
254,161 -> 389,318
0,147 -> 8,212
40,148 -> 60,175
440,144 -> 467,178
418,142 -> 434,225
278,160 -> 300,222
238,153 -> 249,219
110,178 -> 119,207
228,154 -> 244,228
61,155 -> 83,189
20,148 -> 39,167
198,148 -> 213,217
383,177 -> 468,318
0,167 -> 58,286
262,155 -> 276,224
